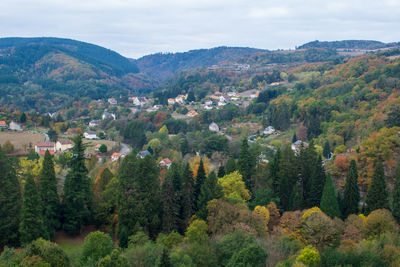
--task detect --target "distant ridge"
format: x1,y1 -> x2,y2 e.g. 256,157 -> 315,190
298,40 -> 400,50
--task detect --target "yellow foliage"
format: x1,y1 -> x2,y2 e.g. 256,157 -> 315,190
218,171 -> 250,202
301,207 -> 323,222
158,125 -> 168,134
189,156 -> 209,177
253,206 -> 270,231
18,158 -> 42,180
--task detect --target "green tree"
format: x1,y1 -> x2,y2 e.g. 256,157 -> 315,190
366,161 -> 389,213
39,150 -> 60,241
162,174 -> 180,233
184,219 -> 208,244
320,174 -> 341,218
19,174 -> 47,245
180,164 -> 195,232
62,135 -> 92,235
20,112 -> 27,123
292,133 -> 297,143
47,129 -> 58,142
393,162 -> 400,223
81,231 -> 113,266
323,141 -> 331,159
99,144 -> 107,153
218,165 -> 225,178
227,243 -> 268,267
343,160 -> 360,217
238,138 -> 254,194
309,156 -> 326,207
298,141 -> 319,208
269,148 -> 281,196
194,159 -> 206,210
0,146 -> 21,249
2,140 -> 14,154
27,149 -> 39,161
278,145 -> 297,210
197,172 -> 222,220
225,157 -> 236,174
26,238 -> 70,267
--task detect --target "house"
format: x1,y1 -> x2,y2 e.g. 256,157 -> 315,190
84,131 -> 98,139
204,100 -> 213,106
35,142 -> 56,155
175,95 -> 186,104
111,152 -> 124,162
0,121 -> 8,129
291,140 -> 309,154
89,120 -> 101,128
219,96 -> 226,102
108,98 -> 117,105
146,105 -> 159,112
227,92 -> 237,97
9,121 -> 22,131
263,126 -> 276,135
209,122 -> 219,132
102,111 -> 116,120
186,110 -> 199,117
56,140 -> 73,152
218,101 -> 226,107
132,97 -> 148,106
138,150 -> 151,158
159,158 -> 172,169
204,105 -> 213,110
168,98 -> 175,105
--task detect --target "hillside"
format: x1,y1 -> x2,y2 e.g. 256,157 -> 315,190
298,40 -> 400,50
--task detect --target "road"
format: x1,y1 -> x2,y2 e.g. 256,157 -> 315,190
119,142 -> 131,155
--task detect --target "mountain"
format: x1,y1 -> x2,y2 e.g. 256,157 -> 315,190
298,40 -> 400,50
134,46 -> 265,82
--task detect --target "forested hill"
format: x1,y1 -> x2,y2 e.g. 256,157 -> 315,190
134,46 -> 265,82
298,40 -> 400,50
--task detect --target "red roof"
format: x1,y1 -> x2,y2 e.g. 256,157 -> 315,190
0,121 -> 7,126
36,142 -> 55,147
160,158 -> 172,166
39,150 -> 55,156
111,153 -> 122,158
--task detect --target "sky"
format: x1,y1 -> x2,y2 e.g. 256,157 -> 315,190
0,0 -> 399,58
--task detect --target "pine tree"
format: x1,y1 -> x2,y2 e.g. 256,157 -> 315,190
289,181 -> 303,211
366,161 -> 389,213
225,157 -> 236,174
320,174 -> 341,218
162,175 -> 180,233
218,165 -> 225,178
194,159 -> 206,209
309,156 -> 326,207
298,140 -> 319,208
197,172 -> 222,220
19,174 -> 47,245
238,138 -> 254,194
323,141 -> 331,159
343,160 -> 360,217
269,148 -> 281,196
0,146 -> 21,249
278,145 -> 297,211
393,162 -> 400,223
63,135 -> 92,235
292,133 -> 297,143
39,150 -> 60,241
180,164 -> 195,231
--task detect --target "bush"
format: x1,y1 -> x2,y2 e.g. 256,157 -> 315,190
81,231 -> 113,265
364,209 -> 397,236
296,247 -> 320,267
2,140 -> 14,154
99,144 -> 107,153
227,243 -> 268,267
216,231 -> 256,266
26,238 -> 70,267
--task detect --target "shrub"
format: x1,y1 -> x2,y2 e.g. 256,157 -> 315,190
296,247 -> 320,267
81,231 -> 113,265
26,238 -> 70,267
364,209 -> 397,236
227,243 -> 268,267
216,231 -> 256,266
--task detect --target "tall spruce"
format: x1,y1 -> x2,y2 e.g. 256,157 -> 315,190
392,162 -> 400,223
19,174 -> 47,245
63,135 -> 92,235
343,160 -> 360,217
278,145 -> 298,211
0,146 -> 21,249
218,165 -> 225,178
238,138 -> 254,194
38,150 -> 60,241
320,174 -> 341,218
117,154 -> 161,247
194,159 -> 206,209
366,161 -> 389,213
309,156 -> 326,207
289,181 -> 303,211
269,148 -> 281,196
298,140 -> 319,208
197,171 -> 222,220
323,141 -> 331,159
180,163 -> 195,231
225,157 -> 236,174
161,175 -> 180,233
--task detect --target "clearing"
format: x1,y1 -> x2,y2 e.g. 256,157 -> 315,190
0,131 -> 46,151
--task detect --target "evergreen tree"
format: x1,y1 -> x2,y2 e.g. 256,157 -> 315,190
27,149 -> 39,161
269,148 -> 281,196
39,150 -> 60,241
238,139 -> 254,194
180,164 -> 195,231
218,165 -> 225,178
194,159 -> 206,209
20,112 -> 27,123
197,172 -> 222,220
19,174 -> 47,245
289,181 -> 303,211
63,135 -> 92,235
337,192 -> 345,219
0,146 -> 21,249
308,156 -> 326,207
292,133 -> 297,143
366,161 -> 389,213
225,157 -> 236,174
278,145 -> 298,211
343,160 -> 360,217
298,140 -> 319,208
320,174 -> 341,218
162,175 -> 180,233
323,141 -> 331,159
393,162 -> 400,223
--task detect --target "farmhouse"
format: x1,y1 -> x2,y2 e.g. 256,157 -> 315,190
35,142 -> 56,155
132,97 -> 148,106
89,120 -> 101,128
111,152 -> 124,162
263,126 -> 276,135
108,98 -> 117,105
56,140 -> 73,152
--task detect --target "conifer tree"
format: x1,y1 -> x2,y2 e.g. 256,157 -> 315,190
197,171 -> 222,220
19,174 -> 47,245
320,174 -> 341,218
309,156 -> 326,207
39,150 -> 60,241
269,148 -> 281,196
0,146 -> 21,249
343,160 -> 360,217
366,161 -> 389,213
323,141 -> 331,159
194,159 -> 206,209
63,135 -> 92,235
289,181 -> 303,211
238,138 -> 254,193
180,164 -> 195,231
162,175 -> 180,233
225,157 -> 236,174
218,165 -> 225,178
392,162 -> 400,223
278,145 -> 297,211
298,140 -> 318,208
292,133 -> 297,143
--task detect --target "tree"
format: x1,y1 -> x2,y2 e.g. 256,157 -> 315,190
269,148 -> 281,196
393,162 -> 400,223
20,112 -> 27,123
99,144 -> 107,153
27,149 -> 39,161
292,133 -> 297,143
0,146 -> 21,249
81,231 -> 113,266
162,173 -> 180,233
2,140 -> 14,154
225,157 -> 236,174
194,159 -> 206,209
19,174 -> 47,245
278,145 -> 298,210
298,141 -> 319,208
180,164 -> 195,232
343,160 -> 360,217
320,174 -> 341,218
47,129 -> 58,142
197,172 -> 222,220
308,156 -> 326,207
62,135 -> 92,235
184,219 -> 208,244
238,138 -> 254,194
366,162 -> 389,213
39,150 -> 60,241
218,165 -> 225,178
227,243 -> 268,267
218,171 -> 250,203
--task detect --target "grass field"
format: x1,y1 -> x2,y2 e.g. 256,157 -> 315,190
0,131 -> 46,151
82,139 -> 117,153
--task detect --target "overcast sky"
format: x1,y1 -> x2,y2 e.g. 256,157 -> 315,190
0,0 -> 399,58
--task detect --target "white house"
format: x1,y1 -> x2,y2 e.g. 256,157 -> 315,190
218,101 -> 226,107
138,150 -> 151,158
132,97 -> 148,106
84,131 -> 98,139
205,100 -> 213,106
159,158 -> 172,169
9,121 -> 22,131
108,98 -> 117,105
263,126 -> 276,135
111,152 -> 124,162
89,120 -> 101,128
291,140 -> 309,155
209,122 -> 219,132
102,111 -> 116,120
168,98 -> 175,105
56,140 -> 73,152
204,105 -> 213,110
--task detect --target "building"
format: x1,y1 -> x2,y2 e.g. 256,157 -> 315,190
209,122 -> 219,132
0,121 -> 8,129
102,111 -> 116,120
263,126 -> 276,135
175,94 -> 186,104
9,121 -> 22,131
84,131 -> 98,139
35,142 -> 56,155
159,158 -> 172,169
218,101 -> 226,107
89,120 -> 101,128
138,150 -> 151,158
56,140 -> 73,152
291,140 -> 309,155
204,105 -> 213,110
146,105 -> 159,112
132,97 -> 148,106
204,100 -> 213,106
186,110 -> 199,117
168,98 -> 175,105
111,152 -> 124,162
108,98 -> 117,105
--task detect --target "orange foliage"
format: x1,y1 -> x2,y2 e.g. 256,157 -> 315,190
334,155 -> 349,171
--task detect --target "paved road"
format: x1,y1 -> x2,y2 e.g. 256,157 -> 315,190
119,142 -> 131,155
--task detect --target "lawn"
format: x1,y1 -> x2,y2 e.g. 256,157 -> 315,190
0,131 -> 46,152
